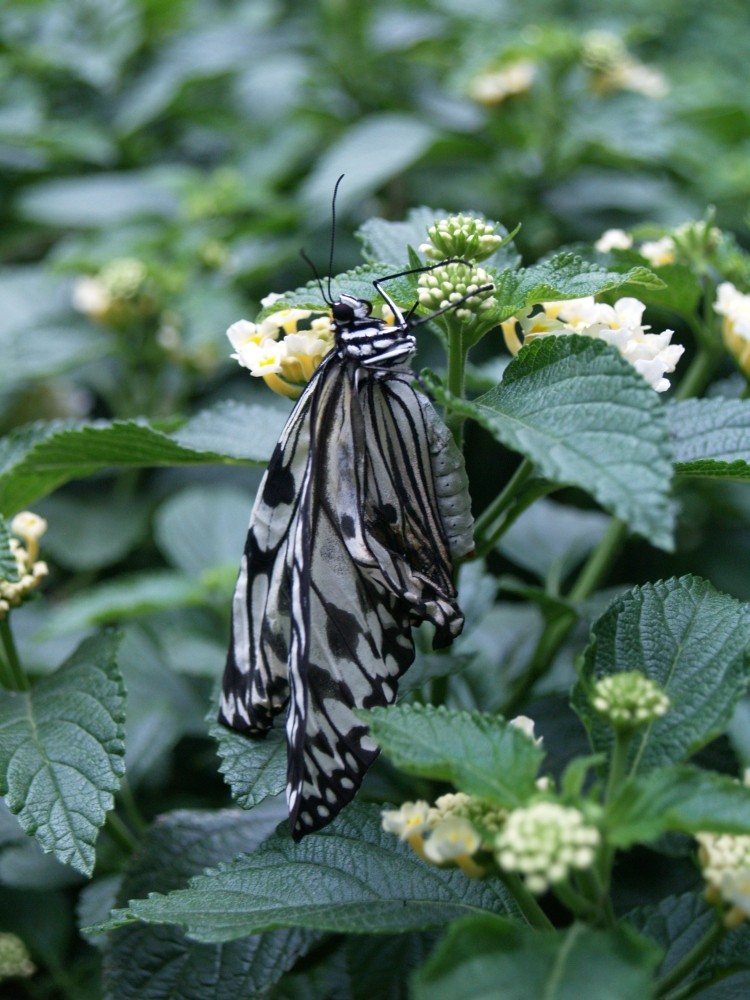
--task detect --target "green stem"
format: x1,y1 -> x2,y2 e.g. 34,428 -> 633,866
473,458 -> 536,557
552,877 -> 601,920
503,872 -> 554,929
605,727 -> 633,804
673,346 -> 721,402
0,618 -> 30,692
445,322 -> 467,445
104,811 -> 138,855
655,913 -> 727,997
500,517 -> 628,716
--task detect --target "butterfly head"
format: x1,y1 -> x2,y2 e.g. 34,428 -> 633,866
331,294 -> 373,327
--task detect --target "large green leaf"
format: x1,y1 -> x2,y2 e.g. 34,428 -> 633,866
154,485 -> 251,576
606,766 -> 750,847
668,398 -> 750,480
102,804 -> 314,1000
360,703 -> 543,807
572,576 -> 750,774
412,915 -> 661,1000
432,335 -> 674,549
0,631 -> 125,875
492,252 -> 662,323
0,402 -> 281,515
300,114 -> 437,222
94,803 -> 519,941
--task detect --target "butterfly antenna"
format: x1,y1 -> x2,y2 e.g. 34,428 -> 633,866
328,174 -> 345,303
299,248 -> 331,306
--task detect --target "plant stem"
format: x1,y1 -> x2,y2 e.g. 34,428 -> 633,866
605,728 -> 633,804
673,346 -> 721,402
472,458 -> 536,557
655,912 -> 727,997
445,322 -> 467,445
500,517 -> 628,716
105,811 -> 138,855
0,618 -> 30,692
503,872 -> 554,929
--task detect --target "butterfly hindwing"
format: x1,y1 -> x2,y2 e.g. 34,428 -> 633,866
285,362 -> 466,838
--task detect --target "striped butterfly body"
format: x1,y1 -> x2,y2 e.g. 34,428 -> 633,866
219,271 -> 475,840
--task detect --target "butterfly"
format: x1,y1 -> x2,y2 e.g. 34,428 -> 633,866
219,247 -> 489,840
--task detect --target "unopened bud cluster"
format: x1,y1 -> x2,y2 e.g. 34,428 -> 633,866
417,262 -> 496,324
227,305 -> 335,399
591,671 -> 670,728
494,801 -> 601,894
420,215 -> 503,263
1,513 -> 48,620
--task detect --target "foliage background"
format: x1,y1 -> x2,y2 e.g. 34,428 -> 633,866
1,0 -> 750,997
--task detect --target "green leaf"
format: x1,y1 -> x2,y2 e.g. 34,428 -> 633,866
0,405 -> 277,515
413,915 -> 661,1000
42,571 -> 208,637
210,717 -> 287,810
0,516 -> 19,582
668,398 -> 750,480
300,115 -> 437,222
119,627 -> 206,786
360,703 -> 543,807
257,264 -> 420,319
96,803 -> 518,941
0,631 -> 125,875
17,168 -> 183,226
497,497 -> 610,585
432,335 -> 674,549
492,252 -> 662,322
39,493 -> 150,572
154,485 -> 250,576
572,576 -> 750,774
357,208 -> 445,266
102,804 -> 315,1000
607,766 -> 750,847
628,892 -> 750,992
172,399 -> 290,461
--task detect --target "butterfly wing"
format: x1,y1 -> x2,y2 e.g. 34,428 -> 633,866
286,365 -> 470,838
218,362 -> 330,735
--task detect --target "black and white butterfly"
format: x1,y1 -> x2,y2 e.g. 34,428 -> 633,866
219,249 -> 488,840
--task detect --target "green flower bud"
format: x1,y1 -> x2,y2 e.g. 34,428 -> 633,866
420,215 -> 502,263
591,671 -> 670,729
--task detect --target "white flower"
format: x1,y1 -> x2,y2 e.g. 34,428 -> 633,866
613,61 -> 669,99
524,295 -> 684,392
715,283 -> 750,341
423,817 -> 482,863
469,60 -> 537,105
381,801 -> 436,839
639,236 -> 676,267
509,715 -> 543,746
72,276 -> 112,318
595,229 -> 633,253
495,801 -> 600,894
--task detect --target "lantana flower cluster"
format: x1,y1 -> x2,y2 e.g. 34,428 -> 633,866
0,932 -> 34,982
495,801 -> 601,894
697,773 -> 750,923
502,295 -> 684,392
73,257 -> 154,324
420,215 -> 503,264
582,30 -> 668,99
1,512 -> 48,620
227,302 -> 335,399
714,282 -> 750,377
468,59 -> 537,106
591,671 -> 670,729
417,261 -> 496,326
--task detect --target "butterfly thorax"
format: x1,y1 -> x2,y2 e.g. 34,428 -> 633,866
332,293 -> 416,368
